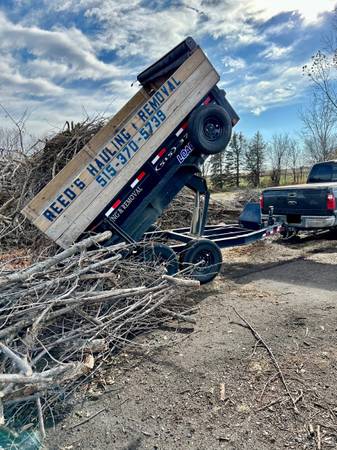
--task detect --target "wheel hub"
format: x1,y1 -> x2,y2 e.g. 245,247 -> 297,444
204,117 -> 222,141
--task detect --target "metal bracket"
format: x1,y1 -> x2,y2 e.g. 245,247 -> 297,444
186,175 -> 210,237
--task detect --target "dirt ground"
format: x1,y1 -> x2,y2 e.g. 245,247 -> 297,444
47,233 -> 337,450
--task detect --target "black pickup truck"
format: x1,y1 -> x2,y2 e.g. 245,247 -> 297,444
261,160 -> 337,234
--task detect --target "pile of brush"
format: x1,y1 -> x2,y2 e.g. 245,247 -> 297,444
0,120 -> 103,251
157,188 -> 240,230
0,232 -> 197,438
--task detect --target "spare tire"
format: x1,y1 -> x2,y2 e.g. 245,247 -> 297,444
188,105 -> 232,155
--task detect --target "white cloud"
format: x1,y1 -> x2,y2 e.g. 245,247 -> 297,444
260,44 -> 293,60
222,63 -> 304,115
251,0 -> 336,24
222,56 -> 246,72
0,53 -> 63,96
0,12 -> 123,80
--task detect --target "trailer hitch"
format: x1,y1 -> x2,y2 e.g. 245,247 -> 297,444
268,206 -> 275,226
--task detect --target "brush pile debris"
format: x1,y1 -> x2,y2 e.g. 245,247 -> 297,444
0,231 -> 197,437
158,188 -> 240,230
0,120 -> 103,251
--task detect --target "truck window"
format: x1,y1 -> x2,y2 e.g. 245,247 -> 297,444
307,162 -> 337,183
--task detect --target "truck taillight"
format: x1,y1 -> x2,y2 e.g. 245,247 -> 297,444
259,194 -> 264,209
327,193 -> 336,210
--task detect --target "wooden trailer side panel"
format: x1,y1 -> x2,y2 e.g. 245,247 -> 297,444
22,48 -> 219,248
22,87 -> 150,220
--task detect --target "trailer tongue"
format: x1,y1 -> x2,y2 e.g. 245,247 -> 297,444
22,37 -> 279,283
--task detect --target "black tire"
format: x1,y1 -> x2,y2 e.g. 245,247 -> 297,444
188,105 -> 232,155
179,239 -> 222,284
139,243 -> 179,276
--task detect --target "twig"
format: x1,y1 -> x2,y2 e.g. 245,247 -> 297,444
36,396 -> 46,439
70,408 -> 106,430
162,274 -> 200,287
0,343 -> 32,376
259,373 -> 278,403
220,383 -> 226,401
316,424 -> 321,450
160,307 -> 196,324
0,231 -> 112,286
257,397 -> 283,411
232,307 -> 299,414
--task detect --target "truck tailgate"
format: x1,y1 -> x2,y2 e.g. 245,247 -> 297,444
263,187 -> 331,216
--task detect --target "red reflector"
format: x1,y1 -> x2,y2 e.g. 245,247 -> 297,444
158,148 -> 166,158
327,193 -> 336,210
259,194 -> 264,209
137,171 -> 146,181
181,122 -> 188,129
203,96 -> 211,105
112,199 -> 121,209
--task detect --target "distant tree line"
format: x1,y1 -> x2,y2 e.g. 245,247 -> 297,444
209,129 -> 310,191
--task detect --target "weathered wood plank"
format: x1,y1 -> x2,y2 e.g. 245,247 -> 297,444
55,69 -> 219,247
22,148 -> 94,220
22,88 -> 149,217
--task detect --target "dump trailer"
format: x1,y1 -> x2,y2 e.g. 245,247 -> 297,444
22,37 -> 279,283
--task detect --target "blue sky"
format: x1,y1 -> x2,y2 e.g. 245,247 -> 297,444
0,0 -> 336,141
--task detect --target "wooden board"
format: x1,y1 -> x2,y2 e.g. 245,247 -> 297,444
22,48 -> 219,248
22,87 -> 150,219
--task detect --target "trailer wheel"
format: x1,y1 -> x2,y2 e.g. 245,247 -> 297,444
140,243 -> 179,276
179,239 -> 222,284
188,105 -> 232,155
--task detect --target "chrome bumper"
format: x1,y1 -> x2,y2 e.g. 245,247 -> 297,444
262,214 -> 337,229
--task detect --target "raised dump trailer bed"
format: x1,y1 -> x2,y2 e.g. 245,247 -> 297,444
22,37 -> 278,283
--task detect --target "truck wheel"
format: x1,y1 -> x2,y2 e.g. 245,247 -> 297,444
140,243 -> 179,276
188,105 -> 232,155
179,239 -> 222,284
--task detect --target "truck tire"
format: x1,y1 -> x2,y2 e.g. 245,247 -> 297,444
140,243 -> 179,276
179,239 -> 222,284
188,105 -> 232,155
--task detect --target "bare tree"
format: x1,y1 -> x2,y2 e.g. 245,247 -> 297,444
245,131 -> 266,187
303,8 -> 337,112
300,91 -> 337,163
288,139 -> 305,184
269,133 -> 291,186
225,131 -> 246,187
0,127 -> 21,156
